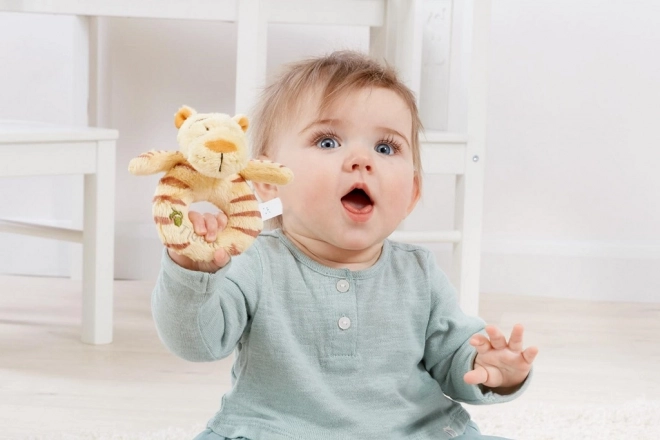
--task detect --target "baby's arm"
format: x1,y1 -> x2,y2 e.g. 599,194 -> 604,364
152,212 -> 262,362
422,252 -> 532,404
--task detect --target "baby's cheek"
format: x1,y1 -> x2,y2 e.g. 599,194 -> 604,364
278,178 -> 314,212
392,182 -> 418,215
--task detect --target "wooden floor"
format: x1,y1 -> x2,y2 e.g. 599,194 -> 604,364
1,274 -> 659,439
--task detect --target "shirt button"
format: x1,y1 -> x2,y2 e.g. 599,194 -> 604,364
336,279 -> 350,292
338,316 -> 351,330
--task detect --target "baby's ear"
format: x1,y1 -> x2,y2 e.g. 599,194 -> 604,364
233,114 -> 249,132
406,175 -> 421,215
253,181 -> 279,202
174,105 -> 195,129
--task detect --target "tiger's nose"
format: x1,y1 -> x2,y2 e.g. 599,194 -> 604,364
205,139 -> 237,153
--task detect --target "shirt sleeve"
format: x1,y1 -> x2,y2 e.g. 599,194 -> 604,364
422,251 -> 531,405
151,244 -> 263,362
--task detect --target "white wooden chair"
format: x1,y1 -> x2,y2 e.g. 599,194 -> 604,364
0,0 -> 490,317
0,121 -> 118,344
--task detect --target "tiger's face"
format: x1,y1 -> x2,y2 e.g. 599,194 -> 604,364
175,107 -> 249,178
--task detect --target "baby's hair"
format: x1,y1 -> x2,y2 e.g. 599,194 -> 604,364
250,50 -> 424,228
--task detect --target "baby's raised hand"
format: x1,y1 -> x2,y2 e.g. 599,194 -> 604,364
463,324 -> 538,393
167,210 -> 230,272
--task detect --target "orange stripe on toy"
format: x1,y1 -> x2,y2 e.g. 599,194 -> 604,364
165,242 -> 190,250
231,176 -> 246,183
153,195 -> 186,205
228,244 -> 240,256
230,194 -> 257,203
174,163 -> 196,172
154,216 -> 174,225
231,227 -> 260,238
159,176 -> 190,189
231,211 -> 261,218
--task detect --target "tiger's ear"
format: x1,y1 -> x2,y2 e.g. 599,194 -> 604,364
174,106 -> 195,129
233,114 -> 249,132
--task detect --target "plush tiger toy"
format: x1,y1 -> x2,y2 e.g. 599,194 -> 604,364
128,105 -> 293,262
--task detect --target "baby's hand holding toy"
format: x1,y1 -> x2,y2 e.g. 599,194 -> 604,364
168,210 -> 231,272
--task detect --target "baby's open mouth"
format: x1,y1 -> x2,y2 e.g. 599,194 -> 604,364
341,188 -> 373,213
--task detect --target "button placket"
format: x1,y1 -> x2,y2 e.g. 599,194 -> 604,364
336,279 -> 352,331
325,274 -> 357,358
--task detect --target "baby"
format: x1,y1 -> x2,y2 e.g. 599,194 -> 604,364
153,50 -> 538,440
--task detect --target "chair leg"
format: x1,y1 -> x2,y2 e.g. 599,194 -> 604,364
235,0 -> 268,115
453,0 -> 491,317
453,172 -> 482,316
81,140 -> 116,344
369,0 -> 423,97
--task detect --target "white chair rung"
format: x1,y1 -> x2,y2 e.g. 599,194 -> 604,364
422,130 -> 468,144
0,219 -> 83,243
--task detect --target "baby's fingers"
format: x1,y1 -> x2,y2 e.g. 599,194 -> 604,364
203,213 -> 219,242
522,346 -> 539,365
464,365 -> 488,385
215,211 -> 228,231
485,326 -> 508,350
469,334 -> 492,354
188,211 -> 228,243
188,211 -> 207,235
205,211 -> 228,243
213,247 -> 230,268
508,324 -> 525,352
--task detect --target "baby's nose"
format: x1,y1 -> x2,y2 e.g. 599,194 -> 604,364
352,161 -> 372,171
350,154 -> 373,172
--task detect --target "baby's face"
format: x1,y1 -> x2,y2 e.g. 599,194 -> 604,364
268,86 -> 419,252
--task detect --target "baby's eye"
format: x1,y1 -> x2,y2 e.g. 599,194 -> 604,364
375,143 -> 394,155
316,137 -> 339,149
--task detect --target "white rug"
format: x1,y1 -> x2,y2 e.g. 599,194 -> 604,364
26,399 -> 660,440
467,399 -> 660,439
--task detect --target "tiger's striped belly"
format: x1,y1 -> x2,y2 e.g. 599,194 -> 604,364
151,164 -> 262,262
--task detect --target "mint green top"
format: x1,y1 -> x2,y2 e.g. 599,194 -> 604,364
153,230 -> 529,439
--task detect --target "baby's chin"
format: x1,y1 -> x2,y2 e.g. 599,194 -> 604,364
285,216 -> 392,248
327,230 -> 390,252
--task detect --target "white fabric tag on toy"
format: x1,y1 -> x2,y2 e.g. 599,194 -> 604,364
259,197 -> 283,220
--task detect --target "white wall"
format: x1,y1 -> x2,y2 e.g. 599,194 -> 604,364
0,13 -> 82,277
1,1 -> 659,302
480,1 -> 660,302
